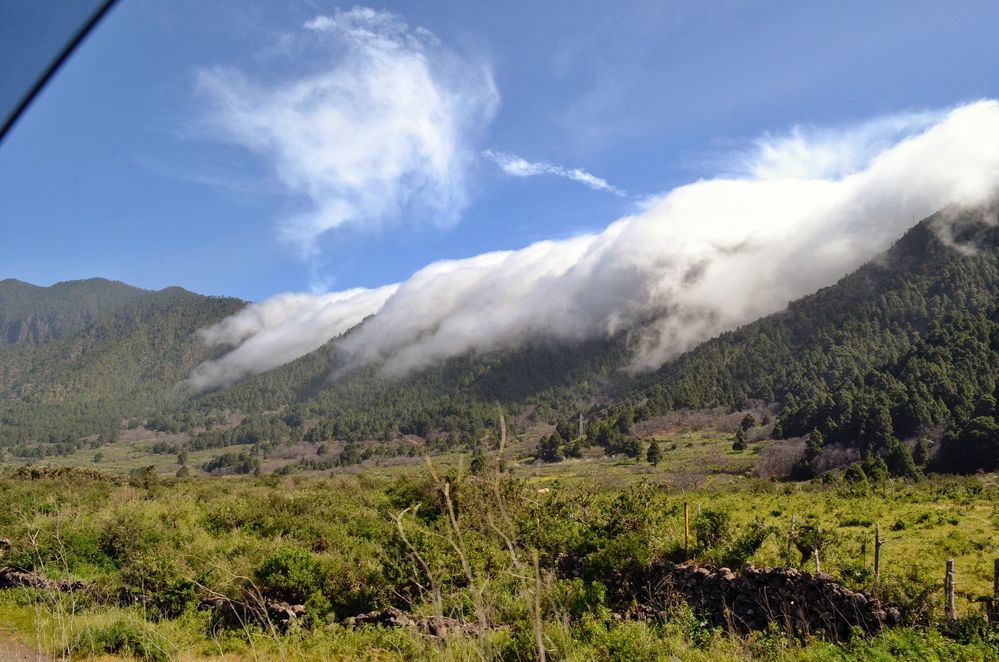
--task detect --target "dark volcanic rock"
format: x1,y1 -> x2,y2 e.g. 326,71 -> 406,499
0,566 -> 88,592
635,560 -> 902,640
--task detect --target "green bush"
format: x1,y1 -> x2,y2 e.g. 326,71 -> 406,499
692,508 -> 733,552
254,546 -> 330,606
155,578 -> 199,619
98,512 -> 162,565
555,578 -> 610,620
70,618 -> 171,662
722,519 -> 774,569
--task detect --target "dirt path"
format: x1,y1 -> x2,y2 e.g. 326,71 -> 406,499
0,631 -> 39,662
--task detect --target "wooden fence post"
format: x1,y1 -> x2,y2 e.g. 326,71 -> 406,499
684,502 -> 689,558
991,558 -> 999,625
874,524 -> 882,584
945,559 -> 957,634
786,514 -> 796,566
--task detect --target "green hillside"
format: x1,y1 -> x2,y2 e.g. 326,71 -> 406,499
187,331 -> 634,444
0,279 -> 244,454
3,205 -> 999,476
609,206 -> 999,474
0,278 -> 147,347
186,205 -> 999,475
634,207 -> 999,413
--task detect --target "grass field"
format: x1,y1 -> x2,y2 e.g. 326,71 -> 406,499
1,417 -> 997,660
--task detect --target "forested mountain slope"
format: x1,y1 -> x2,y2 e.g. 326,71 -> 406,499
188,330 -> 636,444
0,278 -> 148,348
170,204 -> 999,476
0,280 -> 243,452
3,205 -> 999,476
613,205 -> 999,474
633,207 -> 999,414
777,307 -> 999,474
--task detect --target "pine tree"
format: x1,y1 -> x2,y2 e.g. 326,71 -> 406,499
732,426 -> 747,451
470,447 -> 487,475
913,438 -> 931,467
805,429 -> 824,461
621,437 -> 642,459
646,439 -> 662,466
882,437 -> 919,478
537,433 -> 564,462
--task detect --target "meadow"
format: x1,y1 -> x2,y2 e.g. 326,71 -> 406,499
1,429 -> 997,661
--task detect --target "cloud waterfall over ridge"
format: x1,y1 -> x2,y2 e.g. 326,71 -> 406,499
190,100 -> 999,390
187,285 -> 398,391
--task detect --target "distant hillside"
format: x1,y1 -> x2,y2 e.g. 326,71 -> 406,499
3,204 -> 999,476
0,279 -> 244,454
187,326 -> 635,445
176,204 -> 999,475
614,205 -> 999,474
0,278 -> 147,347
629,206 -> 999,411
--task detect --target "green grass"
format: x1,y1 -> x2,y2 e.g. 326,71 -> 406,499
1,411 -> 996,662
0,458 -> 996,660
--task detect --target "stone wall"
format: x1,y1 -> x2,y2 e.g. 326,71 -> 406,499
639,560 -> 902,640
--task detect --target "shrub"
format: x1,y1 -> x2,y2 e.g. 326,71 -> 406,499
692,508 -> 733,551
586,532 -> 655,586
554,578 -> 609,620
386,473 -> 448,521
98,513 -> 161,565
120,551 -> 181,592
792,523 -> 826,566
155,578 -> 199,618
70,618 -> 171,662
722,519 -> 774,568
732,427 -> 747,451
203,451 -> 260,475
254,547 -> 330,606
470,447 -> 487,475
128,466 -> 158,489
843,464 -> 868,484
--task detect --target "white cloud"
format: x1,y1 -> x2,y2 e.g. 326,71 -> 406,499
483,149 -> 627,195
186,285 -> 398,390
741,108 -> 944,180
191,100 -> 999,386
197,7 -> 499,272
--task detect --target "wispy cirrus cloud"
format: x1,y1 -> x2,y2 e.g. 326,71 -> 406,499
196,7 -> 499,285
483,149 -> 627,196
738,108 -> 944,180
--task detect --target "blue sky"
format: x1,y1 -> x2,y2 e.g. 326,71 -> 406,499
3,0 -> 999,301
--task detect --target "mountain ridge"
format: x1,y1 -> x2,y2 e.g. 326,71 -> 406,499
0,279 -> 245,450
2,204 -> 998,475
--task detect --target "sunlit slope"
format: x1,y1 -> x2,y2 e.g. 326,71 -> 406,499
3,204 -> 999,469
194,205 -> 999,458
0,279 -> 244,447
